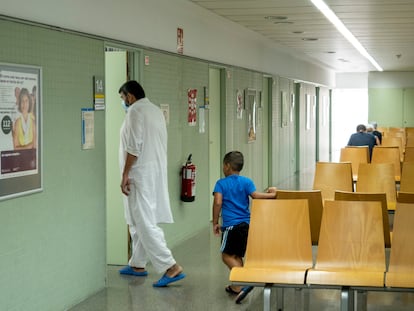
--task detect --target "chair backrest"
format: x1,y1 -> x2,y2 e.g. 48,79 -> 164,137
386,203 -> 414,288
313,162 -> 353,203
377,126 -> 388,136
404,147 -> 414,162
400,162 -> 414,192
334,190 -> 391,247
276,190 -> 323,245
315,200 -> 385,272
356,163 -> 397,203
391,131 -> 406,150
339,146 -> 370,181
371,146 -> 401,182
397,192 -> 414,203
406,127 -> 414,138
381,136 -> 404,161
387,127 -> 406,136
406,136 -> 414,148
244,199 -> 313,269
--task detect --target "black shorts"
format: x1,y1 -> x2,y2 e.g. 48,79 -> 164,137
220,222 -> 249,257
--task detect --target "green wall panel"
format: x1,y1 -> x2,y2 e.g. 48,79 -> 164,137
142,51 -> 210,247
0,20 -> 106,310
369,88 -> 404,127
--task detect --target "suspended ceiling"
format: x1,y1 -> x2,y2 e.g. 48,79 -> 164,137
187,0 -> 414,73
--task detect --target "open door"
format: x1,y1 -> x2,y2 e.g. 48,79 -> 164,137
105,49 -> 128,265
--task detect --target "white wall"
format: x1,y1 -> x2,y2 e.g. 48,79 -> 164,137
1,0 -> 335,86
336,72 -> 368,88
369,71 -> 414,88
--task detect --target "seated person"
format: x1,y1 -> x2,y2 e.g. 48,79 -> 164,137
370,121 -> 382,144
366,124 -> 380,146
347,124 -> 376,160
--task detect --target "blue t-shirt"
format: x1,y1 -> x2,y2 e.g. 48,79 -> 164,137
213,174 -> 256,228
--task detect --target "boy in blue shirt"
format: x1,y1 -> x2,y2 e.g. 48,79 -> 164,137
212,151 -> 277,304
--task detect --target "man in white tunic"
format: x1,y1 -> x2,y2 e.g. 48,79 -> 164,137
118,80 -> 185,287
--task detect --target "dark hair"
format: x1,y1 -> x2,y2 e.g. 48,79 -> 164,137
223,151 -> 244,172
118,80 -> 146,99
356,124 -> 366,132
17,88 -> 32,113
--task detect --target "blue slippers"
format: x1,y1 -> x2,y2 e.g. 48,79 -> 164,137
119,266 -> 148,276
153,272 -> 186,287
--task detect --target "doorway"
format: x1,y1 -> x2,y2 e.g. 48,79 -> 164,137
105,46 -> 141,265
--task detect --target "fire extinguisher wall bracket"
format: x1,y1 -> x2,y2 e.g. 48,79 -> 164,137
180,154 -> 196,202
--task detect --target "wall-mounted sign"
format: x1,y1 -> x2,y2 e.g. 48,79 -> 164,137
93,76 -> 105,110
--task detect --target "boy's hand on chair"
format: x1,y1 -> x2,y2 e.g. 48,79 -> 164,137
266,186 -> 277,193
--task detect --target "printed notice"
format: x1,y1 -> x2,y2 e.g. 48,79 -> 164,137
81,108 -> 95,150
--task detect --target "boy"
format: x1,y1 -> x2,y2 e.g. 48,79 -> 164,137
212,151 -> 277,304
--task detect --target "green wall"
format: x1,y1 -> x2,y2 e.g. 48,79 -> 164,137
272,77 -> 297,186
369,88 -> 404,126
0,20 -> 106,310
369,88 -> 414,127
142,51 -> 211,246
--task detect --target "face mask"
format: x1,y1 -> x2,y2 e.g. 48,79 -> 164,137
121,100 -> 129,112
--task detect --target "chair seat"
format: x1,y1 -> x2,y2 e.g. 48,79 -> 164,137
307,269 -> 385,287
230,267 -> 310,284
386,273 -> 414,288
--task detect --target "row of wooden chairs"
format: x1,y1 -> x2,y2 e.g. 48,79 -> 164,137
275,189 -> 391,247
311,159 -> 414,220
230,199 -> 414,311
380,127 -> 414,159
340,145 -> 414,182
378,126 -> 414,140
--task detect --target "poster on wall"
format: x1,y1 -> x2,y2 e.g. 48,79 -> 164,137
236,90 -> 243,119
245,88 -> 257,143
0,63 -> 42,200
187,89 -> 197,126
177,28 -> 184,55
81,108 -> 95,150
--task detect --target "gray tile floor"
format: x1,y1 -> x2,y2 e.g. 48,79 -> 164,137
69,170 -> 414,311
69,226 -> 414,311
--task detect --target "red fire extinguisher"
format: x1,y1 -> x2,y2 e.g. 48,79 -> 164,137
181,154 -> 196,202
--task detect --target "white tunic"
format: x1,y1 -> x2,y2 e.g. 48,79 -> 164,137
119,97 -> 173,225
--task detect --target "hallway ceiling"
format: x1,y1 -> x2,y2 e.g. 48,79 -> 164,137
188,0 -> 414,73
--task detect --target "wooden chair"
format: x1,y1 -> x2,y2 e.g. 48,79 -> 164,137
381,136 -> 404,161
397,192 -> 414,203
377,126 -> 388,137
400,162 -> 414,192
406,136 -> 414,148
371,146 -> 401,182
306,200 -> 386,310
334,190 -> 391,248
275,190 -> 323,245
388,127 -> 405,136
229,199 -> 313,311
404,147 -> 414,162
312,162 -> 353,204
385,203 -> 414,288
339,146 -> 370,182
406,127 -> 414,138
356,163 -> 397,211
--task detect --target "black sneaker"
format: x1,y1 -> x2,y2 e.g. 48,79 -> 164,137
235,286 -> 253,304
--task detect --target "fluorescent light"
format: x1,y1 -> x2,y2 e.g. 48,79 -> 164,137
310,0 -> 383,71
